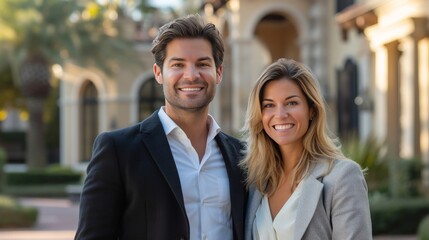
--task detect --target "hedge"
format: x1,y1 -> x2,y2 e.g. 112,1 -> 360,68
419,215 -> 429,240
0,195 -> 38,228
371,198 -> 429,235
6,169 -> 82,186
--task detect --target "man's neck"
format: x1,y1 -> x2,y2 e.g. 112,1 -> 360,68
165,107 -> 211,160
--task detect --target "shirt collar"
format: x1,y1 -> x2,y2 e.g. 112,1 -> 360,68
158,107 -> 221,140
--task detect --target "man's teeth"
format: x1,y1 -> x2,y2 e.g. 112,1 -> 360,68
274,124 -> 293,130
181,88 -> 201,91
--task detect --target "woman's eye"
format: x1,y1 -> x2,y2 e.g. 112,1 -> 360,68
262,103 -> 273,108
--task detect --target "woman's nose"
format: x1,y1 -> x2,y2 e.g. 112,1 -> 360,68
275,107 -> 288,117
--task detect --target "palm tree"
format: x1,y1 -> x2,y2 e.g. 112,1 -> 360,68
0,0 -> 138,168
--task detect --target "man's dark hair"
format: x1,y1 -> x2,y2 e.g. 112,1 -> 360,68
151,14 -> 224,70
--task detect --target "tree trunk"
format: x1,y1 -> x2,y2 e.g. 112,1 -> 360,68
26,97 -> 47,168
20,55 -> 51,169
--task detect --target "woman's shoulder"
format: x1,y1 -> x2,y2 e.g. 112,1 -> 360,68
323,158 -> 366,186
331,158 -> 363,172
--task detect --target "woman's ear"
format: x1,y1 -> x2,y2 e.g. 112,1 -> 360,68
310,108 -> 316,121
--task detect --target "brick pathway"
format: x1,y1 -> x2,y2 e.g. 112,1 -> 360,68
0,197 -> 418,240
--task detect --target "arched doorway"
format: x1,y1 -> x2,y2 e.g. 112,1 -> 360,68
79,80 -> 98,162
254,12 -> 300,62
337,59 -> 359,138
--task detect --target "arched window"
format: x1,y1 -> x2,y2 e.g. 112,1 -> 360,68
80,81 -> 98,162
138,77 -> 164,121
337,59 -> 359,138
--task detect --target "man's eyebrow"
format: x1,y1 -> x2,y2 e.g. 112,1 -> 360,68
167,56 -> 213,62
197,56 -> 212,61
167,57 -> 185,62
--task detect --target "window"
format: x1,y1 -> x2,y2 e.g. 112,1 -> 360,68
337,59 -> 359,137
138,77 -> 164,121
80,81 -> 98,162
336,0 -> 355,13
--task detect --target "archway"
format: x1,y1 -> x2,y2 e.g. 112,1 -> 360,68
253,12 -> 300,62
79,80 -> 98,162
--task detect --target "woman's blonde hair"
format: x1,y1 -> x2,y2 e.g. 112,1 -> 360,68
239,58 -> 345,195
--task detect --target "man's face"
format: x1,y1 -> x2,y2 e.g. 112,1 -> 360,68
153,38 -> 222,115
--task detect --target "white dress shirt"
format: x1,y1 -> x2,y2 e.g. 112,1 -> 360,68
253,181 -> 303,240
158,107 -> 232,240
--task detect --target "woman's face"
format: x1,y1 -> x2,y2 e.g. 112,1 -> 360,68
261,78 -> 313,149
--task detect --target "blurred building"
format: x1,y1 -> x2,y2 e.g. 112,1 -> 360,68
59,0 -> 429,186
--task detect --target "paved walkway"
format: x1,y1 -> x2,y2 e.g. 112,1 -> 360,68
0,197 -> 418,240
0,198 -> 78,240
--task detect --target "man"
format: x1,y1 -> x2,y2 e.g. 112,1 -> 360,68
75,14 -> 246,240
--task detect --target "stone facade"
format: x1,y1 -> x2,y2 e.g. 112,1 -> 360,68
60,0 -> 429,187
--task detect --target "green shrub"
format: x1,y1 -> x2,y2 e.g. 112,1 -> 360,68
6,166 -> 82,186
389,158 -> 422,198
371,198 -> 429,235
0,195 -> 38,228
342,135 -> 388,193
419,215 -> 429,240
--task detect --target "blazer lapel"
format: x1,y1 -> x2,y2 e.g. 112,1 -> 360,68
139,111 -> 186,212
216,133 -> 245,240
245,185 -> 263,240
294,161 -> 330,240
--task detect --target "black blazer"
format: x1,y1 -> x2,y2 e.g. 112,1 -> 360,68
75,111 -> 247,240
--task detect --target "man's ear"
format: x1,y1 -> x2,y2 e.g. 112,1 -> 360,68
153,63 -> 163,84
216,65 -> 223,84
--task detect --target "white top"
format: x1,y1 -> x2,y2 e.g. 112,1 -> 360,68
253,181 -> 303,240
158,107 -> 232,240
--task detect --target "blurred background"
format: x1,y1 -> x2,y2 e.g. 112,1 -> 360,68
0,0 -> 429,239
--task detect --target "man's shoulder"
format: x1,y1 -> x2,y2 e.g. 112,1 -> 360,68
99,122 -> 142,139
105,112 -> 160,137
217,131 -> 242,144
217,131 -> 245,154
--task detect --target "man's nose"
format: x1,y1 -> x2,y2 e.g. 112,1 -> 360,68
183,66 -> 199,81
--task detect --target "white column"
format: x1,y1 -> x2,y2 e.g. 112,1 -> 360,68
59,72 -> 80,168
398,37 -> 416,159
418,38 -> 429,187
373,47 -> 388,141
231,38 -> 250,132
307,0 -> 329,94
230,38 -> 270,132
357,39 -> 374,141
59,78 -> 67,166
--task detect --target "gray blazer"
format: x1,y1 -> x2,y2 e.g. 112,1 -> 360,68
245,159 -> 372,240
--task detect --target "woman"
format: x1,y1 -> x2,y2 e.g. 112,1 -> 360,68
241,58 -> 372,240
